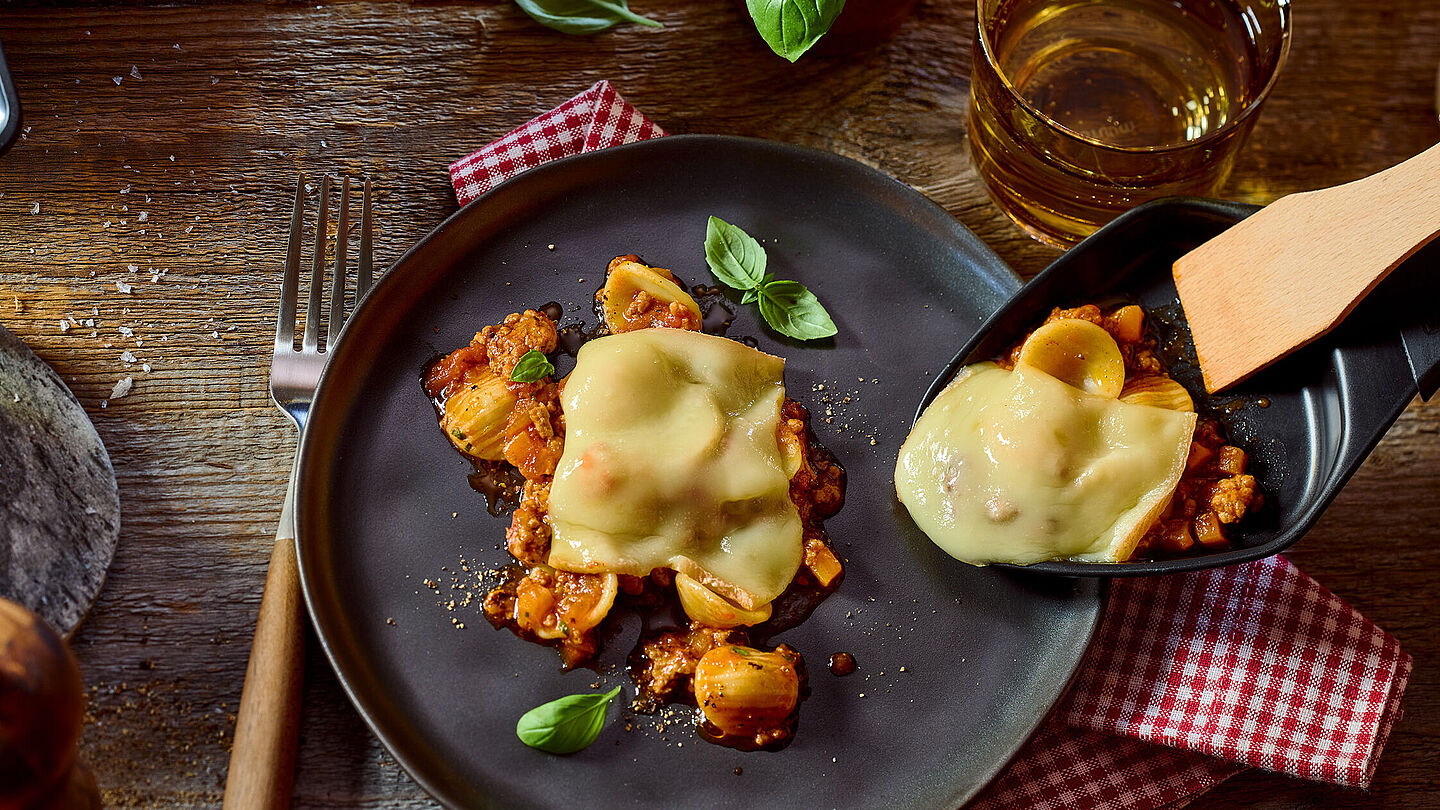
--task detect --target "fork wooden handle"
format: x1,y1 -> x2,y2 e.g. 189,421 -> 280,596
224,485 -> 305,810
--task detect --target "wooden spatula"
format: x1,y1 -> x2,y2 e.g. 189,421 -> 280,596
1173,141 -> 1440,393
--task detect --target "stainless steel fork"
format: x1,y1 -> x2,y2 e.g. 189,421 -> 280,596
224,175 -> 374,810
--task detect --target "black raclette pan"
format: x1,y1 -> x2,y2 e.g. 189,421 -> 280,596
918,197 -> 1440,576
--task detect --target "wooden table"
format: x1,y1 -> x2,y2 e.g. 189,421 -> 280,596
0,2 -> 1436,807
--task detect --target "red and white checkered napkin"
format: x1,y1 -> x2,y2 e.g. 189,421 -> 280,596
447,84 -> 1413,809
448,80 -> 664,207
973,554 -> 1412,810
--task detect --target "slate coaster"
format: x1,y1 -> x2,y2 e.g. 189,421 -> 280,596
0,324 -> 120,636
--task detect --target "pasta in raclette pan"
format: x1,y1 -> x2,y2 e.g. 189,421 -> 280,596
896,361 -> 1196,565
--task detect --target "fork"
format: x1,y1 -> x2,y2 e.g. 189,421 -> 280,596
224,175 -> 374,810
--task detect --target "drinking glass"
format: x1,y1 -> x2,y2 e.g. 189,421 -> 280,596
969,0 -> 1292,247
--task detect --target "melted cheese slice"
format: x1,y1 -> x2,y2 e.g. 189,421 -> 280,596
895,362 -> 1196,565
547,329 -> 801,609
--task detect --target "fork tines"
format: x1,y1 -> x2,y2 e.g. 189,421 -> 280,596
278,175 -> 375,355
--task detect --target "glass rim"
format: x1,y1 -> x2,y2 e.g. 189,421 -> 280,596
974,0 -> 1293,154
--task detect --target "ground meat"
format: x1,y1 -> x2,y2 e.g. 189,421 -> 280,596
1209,474 -> 1257,523
477,309 -> 558,378
620,290 -> 698,330
632,623 -> 745,705
424,309 -> 557,399
506,477 -> 553,565
1047,304 -> 1105,327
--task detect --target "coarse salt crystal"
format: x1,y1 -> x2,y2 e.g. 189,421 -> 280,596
116,280 -> 133,294
110,377 -> 133,399
129,65 -> 142,80
118,326 -> 133,337
29,203 -> 38,214
112,76 -> 123,86
141,363 -> 152,373
121,350 -> 137,363
59,321 -> 70,332
127,264 -> 138,272
137,211 -> 148,222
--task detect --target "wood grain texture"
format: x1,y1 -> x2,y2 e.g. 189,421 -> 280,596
1175,140 -> 1440,392
0,1 -> 1435,808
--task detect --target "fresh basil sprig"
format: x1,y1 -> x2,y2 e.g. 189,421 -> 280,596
513,0 -> 661,34
705,216 -> 768,290
516,685 -> 623,754
746,0 -> 847,62
757,279 -> 837,341
704,217 -> 837,341
511,350 -> 556,382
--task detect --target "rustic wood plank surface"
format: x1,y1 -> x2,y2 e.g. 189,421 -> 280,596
0,1 -> 1436,807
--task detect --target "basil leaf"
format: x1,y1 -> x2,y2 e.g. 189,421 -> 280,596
516,685 -> 623,754
704,216 -> 768,291
514,0 -> 662,35
757,279 -> 838,340
510,350 -> 556,382
745,0 -> 846,62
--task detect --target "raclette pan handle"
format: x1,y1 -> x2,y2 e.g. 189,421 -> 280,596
1389,240 -> 1440,401
1327,244 -> 1438,494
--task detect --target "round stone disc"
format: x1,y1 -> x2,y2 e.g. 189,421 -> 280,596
0,324 -> 120,636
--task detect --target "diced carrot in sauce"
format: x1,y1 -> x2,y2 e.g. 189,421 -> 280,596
1193,512 -> 1228,548
1157,521 -> 1195,553
804,539 -> 843,587
1217,445 -> 1247,476
1186,442 -> 1215,473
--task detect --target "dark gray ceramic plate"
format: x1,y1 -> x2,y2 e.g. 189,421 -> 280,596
296,136 -> 1102,809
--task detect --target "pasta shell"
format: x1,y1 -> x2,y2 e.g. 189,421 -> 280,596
516,569 -> 619,641
440,370 -> 518,460
553,572 -> 619,637
1017,318 -> 1125,398
1119,376 -> 1194,412
600,259 -> 703,333
694,645 -> 800,739
675,573 -> 773,629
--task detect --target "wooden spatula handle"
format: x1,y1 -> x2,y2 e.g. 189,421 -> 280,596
223,487 -> 305,810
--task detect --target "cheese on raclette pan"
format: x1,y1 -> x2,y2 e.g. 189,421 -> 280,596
547,328 -> 801,609
895,362 -> 1196,565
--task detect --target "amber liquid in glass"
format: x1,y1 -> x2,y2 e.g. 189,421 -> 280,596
971,0 -> 1271,246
